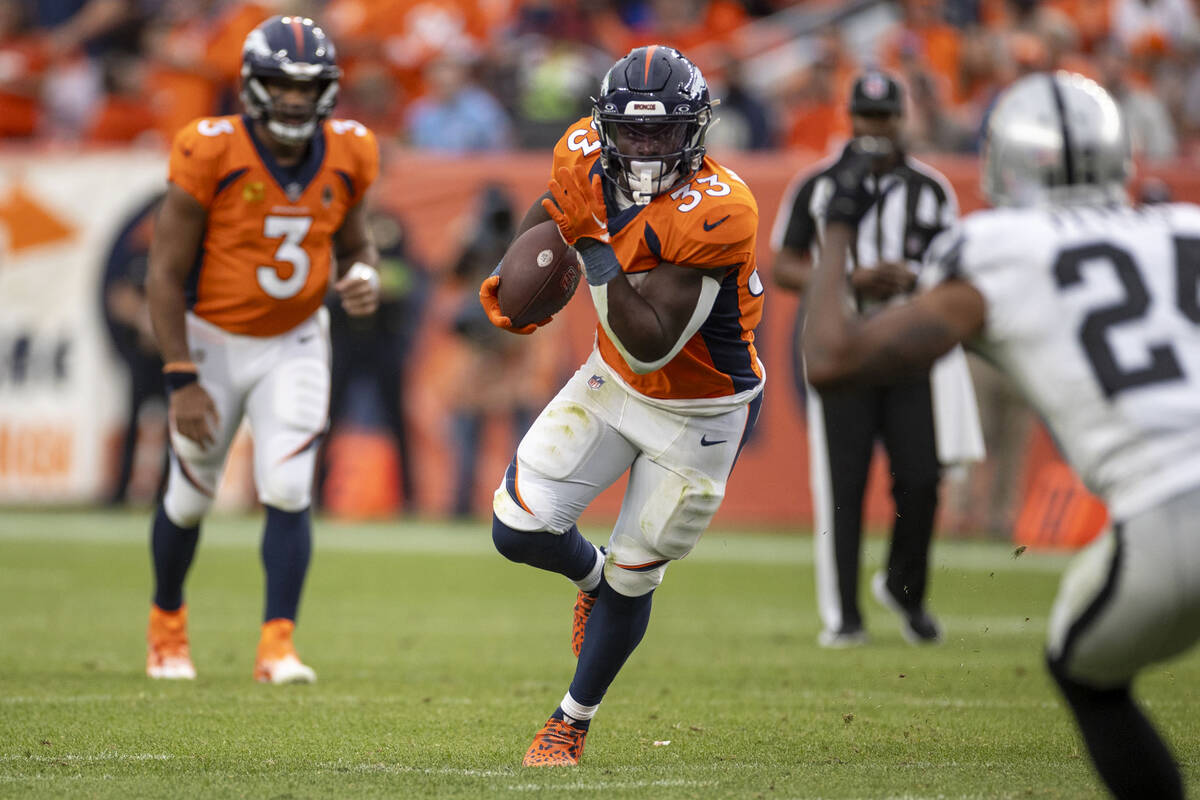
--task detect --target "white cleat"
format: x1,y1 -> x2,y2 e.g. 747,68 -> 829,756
255,654 -> 316,685
147,604 -> 196,680
147,656 -> 197,680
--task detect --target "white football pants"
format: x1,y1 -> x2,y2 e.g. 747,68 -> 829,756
493,351 -> 760,597
1046,485 -> 1200,687
162,309 -> 330,527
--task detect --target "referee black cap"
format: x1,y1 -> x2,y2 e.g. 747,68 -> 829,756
849,70 -> 903,115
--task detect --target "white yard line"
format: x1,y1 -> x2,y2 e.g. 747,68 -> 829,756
0,753 -> 173,762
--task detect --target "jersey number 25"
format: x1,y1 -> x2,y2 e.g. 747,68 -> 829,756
1055,237 -> 1200,398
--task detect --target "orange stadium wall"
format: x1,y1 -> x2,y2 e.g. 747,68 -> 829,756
2,146 -> 1199,534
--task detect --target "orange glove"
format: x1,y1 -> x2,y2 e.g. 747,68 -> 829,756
478,274 -> 551,335
541,166 -> 609,246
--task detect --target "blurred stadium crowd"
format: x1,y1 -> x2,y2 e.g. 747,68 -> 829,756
4,0 -> 1200,161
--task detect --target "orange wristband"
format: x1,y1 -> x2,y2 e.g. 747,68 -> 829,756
162,361 -> 197,374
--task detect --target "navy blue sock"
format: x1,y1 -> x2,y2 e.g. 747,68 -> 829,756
150,504 -> 200,611
569,579 -> 653,706
492,516 -> 597,581
1048,656 -> 1182,799
261,505 -> 312,622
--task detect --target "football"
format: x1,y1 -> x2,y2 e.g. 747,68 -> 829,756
498,220 -> 581,328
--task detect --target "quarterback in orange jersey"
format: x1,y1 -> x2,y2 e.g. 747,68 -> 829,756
143,15 -> 381,685
479,45 -> 765,765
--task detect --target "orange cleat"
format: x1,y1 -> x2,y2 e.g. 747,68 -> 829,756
253,618 -> 316,684
572,590 -> 597,658
146,604 -> 196,680
522,717 -> 588,767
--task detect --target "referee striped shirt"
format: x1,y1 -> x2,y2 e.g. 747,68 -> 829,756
770,143 -> 958,311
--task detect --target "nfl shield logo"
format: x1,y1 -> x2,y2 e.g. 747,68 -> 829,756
863,72 -> 888,100
587,375 -> 605,390
286,182 -> 302,202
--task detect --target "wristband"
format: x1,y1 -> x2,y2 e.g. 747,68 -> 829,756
163,361 -> 198,392
575,238 -> 621,286
162,361 -> 197,374
164,370 -> 199,391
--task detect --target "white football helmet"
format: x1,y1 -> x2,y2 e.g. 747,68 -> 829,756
983,71 -> 1131,208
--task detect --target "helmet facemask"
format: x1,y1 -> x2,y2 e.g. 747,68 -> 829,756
594,108 -> 711,205
242,71 -> 339,146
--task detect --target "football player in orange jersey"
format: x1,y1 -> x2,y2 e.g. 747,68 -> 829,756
143,15 -> 381,684
479,46 -> 765,765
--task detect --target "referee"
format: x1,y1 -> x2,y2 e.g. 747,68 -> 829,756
771,70 -> 958,647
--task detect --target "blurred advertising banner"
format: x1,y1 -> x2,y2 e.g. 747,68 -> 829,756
0,151 -> 164,502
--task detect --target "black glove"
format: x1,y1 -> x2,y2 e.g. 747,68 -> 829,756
824,136 -> 894,227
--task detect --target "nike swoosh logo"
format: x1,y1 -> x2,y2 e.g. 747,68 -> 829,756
702,215 -> 730,232
700,435 -> 728,447
298,334 -> 315,344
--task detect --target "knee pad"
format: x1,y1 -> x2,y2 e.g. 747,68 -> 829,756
493,484 -> 545,532
637,467 -> 724,561
257,461 -> 313,512
256,439 -> 317,511
604,558 -> 667,597
162,475 -> 212,528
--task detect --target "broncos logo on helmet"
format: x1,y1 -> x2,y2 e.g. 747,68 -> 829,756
240,15 -> 341,145
592,45 -> 714,205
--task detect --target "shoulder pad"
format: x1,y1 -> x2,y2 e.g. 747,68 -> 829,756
327,118 -> 376,148
692,197 -> 757,247
327,119 -> 380,194
169,117 -> 239,208
552,117 -> 602,174
659,194 -> 758,269
173,116 -> 239,159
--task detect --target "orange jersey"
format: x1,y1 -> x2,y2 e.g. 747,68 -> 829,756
553,117 -> 763,401
169,114 -> 379,336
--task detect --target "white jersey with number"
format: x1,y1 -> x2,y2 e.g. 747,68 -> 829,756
924,203 -> 1200,521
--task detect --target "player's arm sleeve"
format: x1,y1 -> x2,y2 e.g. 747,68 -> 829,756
550,116 -> 600,176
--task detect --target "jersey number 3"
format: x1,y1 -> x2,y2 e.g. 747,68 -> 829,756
258,215 -> 313,299
1054,238 -> 1200,398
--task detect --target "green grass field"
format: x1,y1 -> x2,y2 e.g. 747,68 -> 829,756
1,509 -> 1196,799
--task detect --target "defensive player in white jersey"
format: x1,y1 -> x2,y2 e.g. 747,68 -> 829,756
803,72 -> 1199,800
